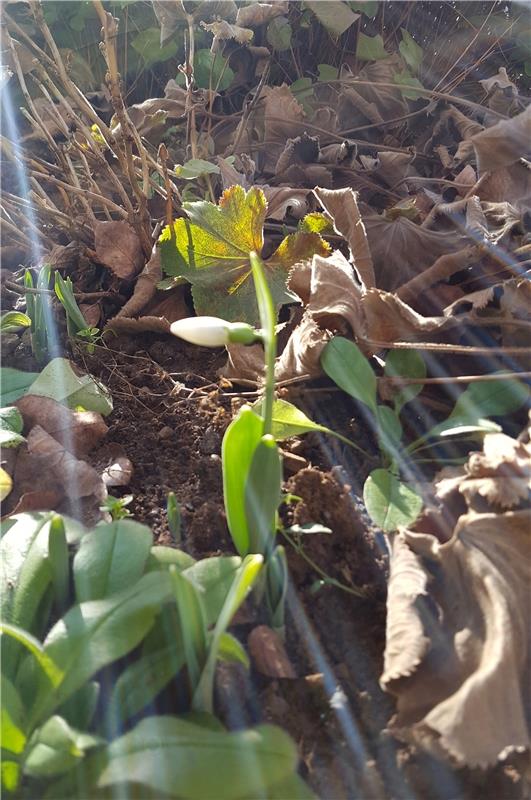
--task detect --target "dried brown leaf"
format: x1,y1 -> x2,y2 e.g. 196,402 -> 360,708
236,2 -> 288,27
471,106 -> 531,174
262,186 -> 310,220
107,247 -> 161,324
94,221 -> 144,280
15,395 -> 108,457
248,625 -> 297,678
314,187 -> 375,288
383,509 -> 530,767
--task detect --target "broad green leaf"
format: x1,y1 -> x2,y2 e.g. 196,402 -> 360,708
1,514 -> 64,650
0,623 -> 64,688
131,27 -> 178,67
393,70 -> 426,100
24,715 -> 103,777
40,571 -> 173,716
449,377 -> 529,421
356,33 -> 388,60
169,567 -> 208,691
267,16 -> 292,50
363,469 -> 422,531
98,717 -> 297,799
183,556 -> 242,627
193,555 -> 262,712
0,367 -> 39,405
0,311 -> 31,333
321,337 -> 377,413
306,1 -> 360,37
146,545 -> 195,573
1,760 -> 20,793
0,467 -> 13,501
245,436 -> 282,555
418,416 -> 501,445
222,405 -> 264,555
317,63 -> 339,81
253,397 -> 355,447
73,520 -> 153,602
48,515 -> 69,615
384,349 -> 426,413
27,358 -> 113,416
175,159 -> 221,181
399,28 -> 423,73
1,675 -> 26,755
289,77 -> 314,112
159,185 -> 327,324
106,641 -> 186,729
349,1 -> 378,16
54,273 -> 88,334
194,49 -> 234,91
57,681 -> 100,732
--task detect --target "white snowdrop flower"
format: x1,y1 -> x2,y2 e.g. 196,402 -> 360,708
170,316 -> 260,347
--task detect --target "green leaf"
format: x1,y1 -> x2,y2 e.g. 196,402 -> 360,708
169,567 -> 208,691
146,545 -> 194,573
98,717 -> 298,799
0,623 -> 64,688
254,397 -> 343,444
298,212 -> 333,235
54,273 -> 89,334
183,556 -> 242,627
376,405 -> 403,456
320,337 -> 377,413
1,760 -> 20,793
449,376 -> 529,421
73,520 -> 153,602
40,571 -> 173,716
48,515 -> 70,615
57,681 -> 100,732
24,715 -> 103,778
131,27 -> 178,68
193,554 -> 262,712
159,186 -> 322,324
384,349 -> 426,413
393,70 -> 426,100
106,641 -> 186,729
245,436 -> 282,555
305,1 -> 360,37
289,77 -> 314,113
399,28 -> 423,73
222,405 -> 264,555
363,469 -> 422,531
0,367 -> 39,405
1,675 -> 26,755
0,406 -> 25,448
267,16 -> 292,51
349,1 -> 378,17
265,545 -> 288,633
317,63 -> 339,81
0,311 -> 31,333
1,514 -> 63,646
217,631 -> 250,668
194,49 -> 234,91
175,159 -> 221,181
27,358 -> 113,416
356,32 -> 388,60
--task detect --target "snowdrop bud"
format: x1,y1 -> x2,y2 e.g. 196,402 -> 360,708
170,316 -> 261,347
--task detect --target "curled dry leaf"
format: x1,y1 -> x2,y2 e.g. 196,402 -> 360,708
382,418 -> 531,767
471,106 -> 531,174
94,221 -> 144,281
261,186 -> 310,220
314,187 -> 375,288
363,213 -> 469,291
248,625 -> 297,679
106,246 -> 161,330
15,395 -> 108,457
236,2 -> 288,27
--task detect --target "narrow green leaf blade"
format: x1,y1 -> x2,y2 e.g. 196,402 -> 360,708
384,349 -> 426,413
222,406 -> 264,555
245,436 -> 282,555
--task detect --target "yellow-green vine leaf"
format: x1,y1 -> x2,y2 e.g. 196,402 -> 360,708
159,186 -> 328,324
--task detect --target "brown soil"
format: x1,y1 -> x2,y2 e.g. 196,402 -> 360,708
77,333 -> 527,800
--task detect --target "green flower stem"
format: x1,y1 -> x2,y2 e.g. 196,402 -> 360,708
250,251 -> 276,436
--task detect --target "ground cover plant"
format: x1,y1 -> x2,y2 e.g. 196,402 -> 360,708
1,1 -> 531,798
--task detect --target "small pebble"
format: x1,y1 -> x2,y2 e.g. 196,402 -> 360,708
158,425 -> 174,440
